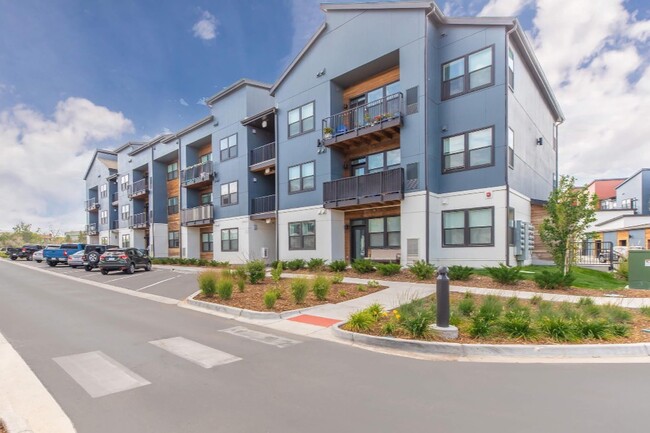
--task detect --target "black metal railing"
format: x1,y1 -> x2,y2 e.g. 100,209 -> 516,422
128,178 -> 148,198
323,167 -> 404,208
569,240 -> 616,271
181,161 -> 214,187
322,93 -> 402,140
86,223 -> 98,235
130,212 -> 148,228
85,198 -> 99,211
600,199 -> 637,211
250,142 -> 276,166
111,220 -> 119,230
111,192 -> 119,204
251,194 -> 276,215
181,204 -> 214,225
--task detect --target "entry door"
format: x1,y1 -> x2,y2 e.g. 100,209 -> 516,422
351,224 -> 367,260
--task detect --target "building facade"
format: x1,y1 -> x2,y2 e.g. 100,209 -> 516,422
84,1 -> 563,267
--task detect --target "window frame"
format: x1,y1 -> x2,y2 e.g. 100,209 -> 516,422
508,207 -> 516,246
288,220 -> 316,250
219,134 -> 238,161
220,228 -> 239,252
121,234 -> 130,248
220,181 -> 238,207
120,174 -> 129,191
100,183 -> 108,198
167,162 -> 178,181
167,196 -> 179,215
508,47 -> 515,90
121,204 -> 130,221
442,126 -> 495,174
508,127 -> 515,169
100,210 -> 108,225
367,216 -> 401,249
201,232 -> 213,253
199,153 -> 212,164
200,192 -> 213,205
442,207 -> 495,248
288,161 -> 316,194
287,101 -> 315,138
441,45 -> 495,100
168,231 -> 179,248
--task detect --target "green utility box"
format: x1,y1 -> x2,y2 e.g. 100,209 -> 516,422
628,250 -> 650,289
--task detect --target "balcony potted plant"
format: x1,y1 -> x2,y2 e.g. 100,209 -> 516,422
323,126 -> 333,139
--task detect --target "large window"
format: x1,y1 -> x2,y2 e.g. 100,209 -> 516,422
220,134 -> 237,161
201,192 -> 213,205
168,231 -> 179,248
288,161 -> 315,193
442,46 -> 494,100
120,174 -> 129,191
351,149 -> 401,176
221,228 -> 238,252
100,184 -> 107,198
442,127 -> 493,173
100,210 -> 108,225
121,204 -> 130,220
200,153 -> 212,164
167,162 -> 178,181
289,220 -> 315,250
288,101 -> 315,137
442,207 -> 494,247
101,237 -> 108,245
508,127 -> 515,168
220,181 -> 238,206
167,196 -> 178,215
368,216 -> 400,248
121,234 -> 130,248
508,47 -> 515,89
201,232 -> 213,252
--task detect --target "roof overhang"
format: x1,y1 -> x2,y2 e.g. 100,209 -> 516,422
241,107 -> 277,127
321,1 -> 434,12
128,134 -> 174,156
162,115 -> 214,144
206,79 -> 272,106
83,149 -> 117,181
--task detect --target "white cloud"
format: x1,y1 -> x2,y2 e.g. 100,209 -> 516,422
192,10 -> 218,41
179,98 -> 188,106
196,97 -> 208,106
0,98 -> 134,231
281,0 -> 324,69
479,0 -> 531,16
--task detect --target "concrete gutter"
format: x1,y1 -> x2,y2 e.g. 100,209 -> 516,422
332,323 -> 650,359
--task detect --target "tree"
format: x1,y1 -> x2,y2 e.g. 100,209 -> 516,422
12,221 -> 42,243
539,175 -> 598,275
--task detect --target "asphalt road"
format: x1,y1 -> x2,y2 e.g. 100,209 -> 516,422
1,260 -> 649,433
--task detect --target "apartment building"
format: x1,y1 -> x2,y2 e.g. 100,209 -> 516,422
84,1 -> 563,267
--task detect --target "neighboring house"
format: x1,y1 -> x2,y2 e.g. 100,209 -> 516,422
84,1 -> 563,266
586,178 -> 626,210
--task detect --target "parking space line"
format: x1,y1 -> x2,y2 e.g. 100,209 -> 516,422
104,274 -> 140,283
135,276 -> 179,292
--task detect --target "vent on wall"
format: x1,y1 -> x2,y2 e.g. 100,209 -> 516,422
406,238 -> 419,265
406,162 -> 418,191
406,86 -> 418,115
261,247 -> 269,259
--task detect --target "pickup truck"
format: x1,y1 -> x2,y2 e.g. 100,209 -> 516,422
9,245 -> 43,261
44,243 -> 87,266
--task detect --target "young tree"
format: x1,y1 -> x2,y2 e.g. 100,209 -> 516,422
540,175 -> 598,274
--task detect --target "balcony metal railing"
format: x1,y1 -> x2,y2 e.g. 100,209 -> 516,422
600,199 -> 637,211
129,212 -> 148,229
181,204 -> 214,226
181,161 -> 214,187
322,92 -> 402,142
111,192 -> 119,204
86,223 -> 98,235
323,167 -> 404,209
85,198 -> 100,211
128,178 -> 148,198
250,142 -> 276,167
251,194 -> 276,215
110,220 -> 119,230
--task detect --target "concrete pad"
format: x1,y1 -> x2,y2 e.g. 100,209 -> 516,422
149,336 -> 242,368
219,326 -> 301,348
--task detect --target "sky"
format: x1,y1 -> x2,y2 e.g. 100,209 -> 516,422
0,0 -> 649,232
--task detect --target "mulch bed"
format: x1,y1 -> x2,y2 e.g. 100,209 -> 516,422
286,268 -> 428,283
194,277 -> 386,312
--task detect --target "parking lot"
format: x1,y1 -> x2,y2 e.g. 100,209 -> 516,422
14,260 -> 201,301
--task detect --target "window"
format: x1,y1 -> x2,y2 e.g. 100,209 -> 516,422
221,228 -> 238,251
443,127 -> 493,173
368,216 -> 401,248
200,153 -> 212,164
442,207 -> 494,247
508,47 -> 515,89
168,231 -> 179,248
121,234 -> 130,248
442,46 -> 493,99
101,237 -> 108,245
368,149 -> 400,174
100,184 -> 107,198
201,192 -> 213,205
201,232 -> 213,252
219,134 -> 237,161
121,204 -> 130,220
508,207 -> 515,246
288,161 -> 315,193
289,220 -> 316,250
508,127 -> 515,168
167,162 -> 178,181
167,196 -> 179,215
100,210 -> 108,225
220,181 -> 238,206
288,101 -> 315,137
120,174 -> 129,191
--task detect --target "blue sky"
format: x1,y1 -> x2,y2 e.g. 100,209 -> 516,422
0,0 -> 649,232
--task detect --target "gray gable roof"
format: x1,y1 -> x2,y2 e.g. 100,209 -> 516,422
205,79 -> 272,106
83,149 -> 117,180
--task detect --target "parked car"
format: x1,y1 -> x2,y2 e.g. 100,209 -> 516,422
10,244 -> 43,261
83,244 -> 119,271
99,248 -> 152,275
67,251 -> 85,268
43,243 -> 86,266
33,249 -> 44,263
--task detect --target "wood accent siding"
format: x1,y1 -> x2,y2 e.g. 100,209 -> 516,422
198,142 -> 212,159
167,159 -> 180,257
342,137 -> 399,176
343,205 -> 400,262
617,231 -> 629,246
342,66 -> 400,105
530,204 -> 552,261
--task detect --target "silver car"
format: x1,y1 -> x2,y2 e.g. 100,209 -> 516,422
67,251 -> 85,268
32,249 -> 44,263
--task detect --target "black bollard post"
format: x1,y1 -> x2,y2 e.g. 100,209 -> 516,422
436,266 -> 450,328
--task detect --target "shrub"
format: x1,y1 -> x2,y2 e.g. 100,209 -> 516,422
397,298 -> 426,319
530,295 -> 543,306
409,260 -> 435,280
506,296 -> 520,309
572,318 -> 610,340
365,303 -> 384,319
500,310 -> 534,339
468,316 -> 491,338
448,265 -> 473,281
381,320 -> 397,335
221,268 -> 233,279
347,311 -> 375,332
270,260 -> 285,270
351,258 -> 375,274
477,296 -> 502,322
291,278 -> 309,304
217,279 -> 233,300
402,311 -> 432,338
263,290 -> 278,309
610,323 -> 630,337
640,306 -> 650,317
234,267 -> 247,281
457,298 -> 475,317
286,259 -> 306,271
329,260 -> 348,272
537,301 -> 556,318
484,264 -> 523,285
367,280 -> 380,288
602,304 -> 633,323
449,312 -> 461,327
577,297 -> 594,307
312,275 -> 331,301
271,261 -> 283,283
375,263 -> 401,276
356,284 -> 367,292
307,258 -> 326,271
533,268 -> 575,290
246,260 -> 266,284
330,273 -> 344,284
338,290 -> 348,298
539,316 -> 574,341
198,271 -> 218,297
617,261 -> 629,280
236,279 -> 245,293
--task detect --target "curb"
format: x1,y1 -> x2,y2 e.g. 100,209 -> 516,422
331,323 -> 650,358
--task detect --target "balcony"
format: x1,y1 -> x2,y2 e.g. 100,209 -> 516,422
111,192 -> 119,206
86,223 -> 98,236
181,204 -> 214,227
322,93 -> 402,149
249,142 -> 276,174
250,194 -> 276,220
85,198 -> 100,212
128,178 -> 148,199
129,212 -> 149,229
323,167 -> 404,210
110,220 -> 119,231
181,161 -> 214,189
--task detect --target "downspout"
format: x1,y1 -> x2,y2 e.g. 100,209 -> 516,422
505,24 -> 517,267
178,137 -> 183,258
274,109 -> 280,263
150,145 -> 155,257
424,8 -> 433,264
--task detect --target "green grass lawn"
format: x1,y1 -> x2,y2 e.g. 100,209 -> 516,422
475,265 -> 627,290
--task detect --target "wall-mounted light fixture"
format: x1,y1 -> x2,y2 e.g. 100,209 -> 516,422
441,125 -> 448,132
536,137 -> 543,146
262,120 -> 268,128
316,68 -> 326,78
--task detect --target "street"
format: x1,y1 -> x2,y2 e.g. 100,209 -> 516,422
1,260 -> 649,433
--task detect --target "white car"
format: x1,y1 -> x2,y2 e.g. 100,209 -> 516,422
67,251 -> 85,268
33,249 -> 44,263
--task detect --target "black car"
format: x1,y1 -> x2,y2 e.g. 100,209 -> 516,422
83,244 -> 119,271
10,244 -> 43,261
99,248 -> 152,275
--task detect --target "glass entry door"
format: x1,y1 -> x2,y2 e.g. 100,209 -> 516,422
351,220 -> 367,260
